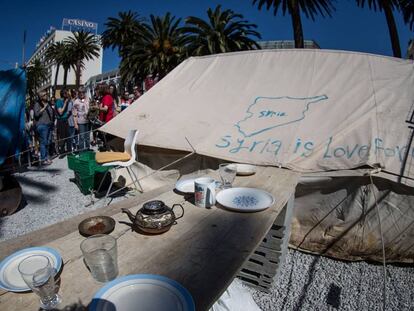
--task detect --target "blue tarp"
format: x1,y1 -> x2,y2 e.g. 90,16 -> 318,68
0,68 -> 26,166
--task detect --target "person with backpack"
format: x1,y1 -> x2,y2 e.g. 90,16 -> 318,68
33,91 -> 55,165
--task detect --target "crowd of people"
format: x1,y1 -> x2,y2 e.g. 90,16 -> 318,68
25,84 -> 143,166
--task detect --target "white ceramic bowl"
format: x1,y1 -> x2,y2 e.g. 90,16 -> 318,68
234,164 -> 257,176
175,179 -> 195,193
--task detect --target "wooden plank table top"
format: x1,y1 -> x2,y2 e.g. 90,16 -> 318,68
0,167 -> 299,311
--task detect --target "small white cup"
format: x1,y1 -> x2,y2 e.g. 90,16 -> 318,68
194,177 -> 216,208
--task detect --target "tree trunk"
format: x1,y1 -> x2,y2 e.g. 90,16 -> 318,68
75,60 -> 81,88
383,2 -> 401,58
289,0 -> 304,48
53,64 -> 60,97
63,67 -> 68,88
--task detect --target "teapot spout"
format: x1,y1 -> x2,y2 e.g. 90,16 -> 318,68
118,220 -> 134,229
122,208 -> 136,222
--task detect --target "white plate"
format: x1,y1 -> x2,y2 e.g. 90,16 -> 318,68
90,274 -> 195,311
175,178 -> 195,193
0,246 -> 62,292
235,164 -> 257,176
216,187 -> 275,212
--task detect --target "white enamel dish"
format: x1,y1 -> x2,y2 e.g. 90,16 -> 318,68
0,246 -> 62,292
90,274 -> 195,311
216,187 -> 275,212
234,164 -> 257,176
175,178 -> 195,193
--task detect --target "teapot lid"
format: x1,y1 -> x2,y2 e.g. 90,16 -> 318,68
141,200 -> 168,215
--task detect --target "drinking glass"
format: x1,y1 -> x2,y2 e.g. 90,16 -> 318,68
219,163 -> 237,189
80,234 -> 118,283
18,255 -> 61,310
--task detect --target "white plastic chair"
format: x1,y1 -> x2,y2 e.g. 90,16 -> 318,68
96,129 -> 143,203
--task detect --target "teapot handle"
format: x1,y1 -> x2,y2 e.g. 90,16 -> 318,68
172,204 -> 184,220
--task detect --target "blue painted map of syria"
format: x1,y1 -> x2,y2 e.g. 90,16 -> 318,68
235,95 -> 328,138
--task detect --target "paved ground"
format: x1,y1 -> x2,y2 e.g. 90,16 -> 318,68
0,156 -> 125,241
244,249 -> 414,311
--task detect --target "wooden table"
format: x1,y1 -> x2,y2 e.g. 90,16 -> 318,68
0,167 -> 298,310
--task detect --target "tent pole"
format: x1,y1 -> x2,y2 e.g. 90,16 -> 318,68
369,173 -> 387,311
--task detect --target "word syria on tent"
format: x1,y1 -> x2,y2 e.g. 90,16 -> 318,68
216,135 -> 413,162
216,135 -> 283,155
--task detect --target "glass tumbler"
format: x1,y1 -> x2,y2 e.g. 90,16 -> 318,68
18,254 -> 61,310
80,234 -> 118,282
219,163 -> 237,189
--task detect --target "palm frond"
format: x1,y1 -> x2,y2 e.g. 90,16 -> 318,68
185,5 -> 261,56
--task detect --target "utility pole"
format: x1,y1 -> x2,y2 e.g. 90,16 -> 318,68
22,30 -> 26,67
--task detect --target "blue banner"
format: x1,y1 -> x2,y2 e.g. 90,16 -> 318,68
0,68 -> 26,166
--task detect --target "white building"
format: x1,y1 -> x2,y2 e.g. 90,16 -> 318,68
85,68 -> 120,93
258,40 -> 320,50
28,28 -> 102,94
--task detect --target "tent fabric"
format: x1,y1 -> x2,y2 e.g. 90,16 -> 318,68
101,50 -> 414,262
0,68 -> 26,166
290,174 -> 414,263
101,50 -> 414,186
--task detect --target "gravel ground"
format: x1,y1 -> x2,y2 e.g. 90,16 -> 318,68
244,249 -> 414,311
1,159 -> 413,310
0,156 -> 126,242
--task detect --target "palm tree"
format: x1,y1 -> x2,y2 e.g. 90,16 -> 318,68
45,41 -> 66,96
64,31 -> 100,88
184,5 -> 262,56
356,0 -> 402,58
101,10 -> 145,57
252,0 -> 335,48
119,13 -> 189,83
400,0 -> 414,30
60,49 -> 73,89
26,59 -> 47,101
46,41 -> 72,90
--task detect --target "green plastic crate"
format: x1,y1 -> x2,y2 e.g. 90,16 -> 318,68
69,151 -> 113,195
74,172 -> 95,195
74,170 -> 112,195
67,151 -> 97,175
67,154 -> 78,171
95,164 -> 112,173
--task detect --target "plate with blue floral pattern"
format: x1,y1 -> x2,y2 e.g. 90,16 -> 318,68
216,187 -> 275,212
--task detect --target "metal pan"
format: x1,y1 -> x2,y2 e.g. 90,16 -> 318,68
78,216 -> 115,237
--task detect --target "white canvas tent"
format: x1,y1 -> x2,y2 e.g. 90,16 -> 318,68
101,50 -> 414,262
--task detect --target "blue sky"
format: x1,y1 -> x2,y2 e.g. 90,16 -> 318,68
0,0 -> 412,72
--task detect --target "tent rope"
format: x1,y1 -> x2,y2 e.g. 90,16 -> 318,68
184,136 -> 196,153
87,151 -> 196,207
367,167 -> 387,311
0,128 -> 102,173
86,137 -> 197,207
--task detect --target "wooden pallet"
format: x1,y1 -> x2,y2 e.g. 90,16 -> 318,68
237,196 -> 294,292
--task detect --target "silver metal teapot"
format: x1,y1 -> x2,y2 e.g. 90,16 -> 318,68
121,200 -> 184,234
